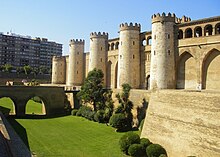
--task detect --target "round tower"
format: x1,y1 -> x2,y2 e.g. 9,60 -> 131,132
117,22 -> 141,88
51,56 -> 66,84
150,13 -> 176,89
67,39 -> 85,86
89,32 -> 108,86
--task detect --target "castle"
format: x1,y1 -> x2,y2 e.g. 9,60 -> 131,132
52,13 -> 220,91
51,13 -> 220,156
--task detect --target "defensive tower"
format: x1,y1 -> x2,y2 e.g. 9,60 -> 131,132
89,32 -> 108,86
67,39 -> 85,86
51,56 -> 66,84
150,13 -> 176,90
117,22 -> 141,88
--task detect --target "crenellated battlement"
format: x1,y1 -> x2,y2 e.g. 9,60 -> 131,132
69,39 -> 85,45
52,56 -> 66,61
176,15 -> 192,24
152,12 -> 176,23
90,32 -> 108,39
119,22 -> 141,31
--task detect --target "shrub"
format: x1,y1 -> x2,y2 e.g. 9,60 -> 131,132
146,144 -> 167,157
119,131 -> 140,154
109,113 -> 129,131
140,138 -> 151,149
94,110 -> 105,123
128,144 -> 145,157
71,109 -> 78,116
76,105 -> 94,120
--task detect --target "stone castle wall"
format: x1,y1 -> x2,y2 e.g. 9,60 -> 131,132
52,14 -> 220,91
141,90 -> 220,157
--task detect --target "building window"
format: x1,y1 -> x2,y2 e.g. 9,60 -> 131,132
101,58 -> 102,62
77,71 -> 78,74
133,55 -> 135,59
154,51 -> 156,55
167,34 -> 170,39
154,35 -> 156,40
120,55 -> 122,59
168,50 -> 170,55
121,42 -> 122,45
101,47 -> 102,51
77,52 -> 79,55
133,41 -> 135,45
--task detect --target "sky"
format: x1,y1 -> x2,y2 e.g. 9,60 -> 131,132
0,0 -> 219,55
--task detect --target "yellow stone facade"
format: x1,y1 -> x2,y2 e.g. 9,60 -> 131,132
52,13 -> 220,90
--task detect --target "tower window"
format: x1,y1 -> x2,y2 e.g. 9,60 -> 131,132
101,47 -> 102,51
77,61 -> 78,64
77,71 -> 78,74
77,52 -> 79,55
120,55 -> 122,59
168,50 -> 170,55
154,35 -> 156,40
133,41 -> 135,45
154,51 -> 156,55
133,55 -> 135,59
167,34 -> 170,39
121,42 -> 122,45
101,58 -> 102,62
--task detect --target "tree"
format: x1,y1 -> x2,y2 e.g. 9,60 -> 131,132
39,66 -> 49,74
77,68 -> 105,111
115,83 -> 133,129
23,65 -> 32,75
2,64 -> 13,73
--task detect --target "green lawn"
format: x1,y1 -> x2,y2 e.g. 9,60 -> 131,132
8,116 -> 130,157
0,98 -> 139,157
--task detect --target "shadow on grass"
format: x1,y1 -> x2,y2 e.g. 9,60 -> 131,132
7,117 -> 30,150
0,106 -> 11,116
9,112 -> 70,120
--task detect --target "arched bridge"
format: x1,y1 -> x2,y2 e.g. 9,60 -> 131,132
0,86 -> 66,116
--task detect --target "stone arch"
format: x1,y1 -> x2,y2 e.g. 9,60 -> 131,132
194,26 -> 202,37
108,44 -> 110,51
202,48 -> 220,90
114,62 -> 118,88
24,95 -> 47,115
111,43 -> 115,51
0,96 -> 16,115
215,23 -> 220,35
115,42 -> 119,50
185,28 -> 192,38
142,38 -> 146,46
178,29 -> 183,39
177,51 -> 197,89
147,36 -> 152,45
146,75 -> 150,90
204,24 -> 213,36
106,60 -> 112,89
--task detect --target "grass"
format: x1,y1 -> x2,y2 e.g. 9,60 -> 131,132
0,98 -> 140,157
8,116 -> 130,157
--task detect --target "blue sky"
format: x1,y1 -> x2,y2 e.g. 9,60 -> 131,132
0,0 -> 219,54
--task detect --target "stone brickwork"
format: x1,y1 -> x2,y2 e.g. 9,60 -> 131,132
118,23 -> 141,88
51,56 -> 66,84
150,13 -> 176,89
141,90 -> 220,157
67,39 -> 85,86
89,32 -> 108,86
